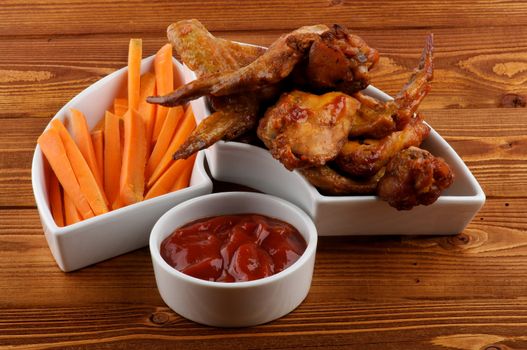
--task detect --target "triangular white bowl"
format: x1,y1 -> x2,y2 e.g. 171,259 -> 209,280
190,83 -> 485,236
31,55 -> 213,272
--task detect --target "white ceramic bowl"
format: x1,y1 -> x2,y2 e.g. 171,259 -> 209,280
150,192 -> 318,327
191,84 -> 485,236
32,55 -> 213,272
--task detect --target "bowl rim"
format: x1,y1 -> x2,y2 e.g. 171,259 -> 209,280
149,191 -> 318,289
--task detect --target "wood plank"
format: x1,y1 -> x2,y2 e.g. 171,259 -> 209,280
2,0 -> 527,37
2,26 -> 527,120
0,118 -> 47,206
1,300 -> 527,349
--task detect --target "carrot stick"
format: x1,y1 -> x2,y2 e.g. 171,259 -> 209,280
64,192 -> 82,226
92,117 -> 105,132
91,129 -> 104,183
152,43 -> 174,143
138,72 -> 157,149
51,119 -> 109,216
38,128 -> 94,219
118,109 -> 147,206
104,111 -> 122,207
113,98 -> 128,118
147,106 -> 196,188
145,106 -> 183,181
48,171 -> 64,227
128,38 -> 142,113
70,109 -> 104,195
145,153 -> 196,200
171,155 -> 195,191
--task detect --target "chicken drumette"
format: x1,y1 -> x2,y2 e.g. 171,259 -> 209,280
377,146 -> 454,210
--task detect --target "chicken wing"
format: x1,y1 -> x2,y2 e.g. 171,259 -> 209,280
258,90 -> 360,170
336,113 -> 430,178
165,19 -> 264,160
348,33 -> 434,139
148,24 -> 379,107
377,146 -> 454,210
392,33 -> 434,129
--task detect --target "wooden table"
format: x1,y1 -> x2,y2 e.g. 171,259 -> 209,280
2,1 -> 527,349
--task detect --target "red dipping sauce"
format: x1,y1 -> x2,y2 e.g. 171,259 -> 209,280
160,214 -> 307,282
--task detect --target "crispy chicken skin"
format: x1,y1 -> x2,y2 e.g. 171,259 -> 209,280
377,146 -> 454,210
349,92 -> 398,139
258,90 -> 360,170
167,19 -> 265,78
148,24 -> 378,107
336,113 -> 430,178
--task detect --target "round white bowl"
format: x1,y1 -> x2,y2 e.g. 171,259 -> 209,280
149,192 -> 318,327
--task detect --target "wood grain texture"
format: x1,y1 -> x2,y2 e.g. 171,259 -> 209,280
2,0 -> 527,36
3,26 -> 527,119
2,0 -> 527,348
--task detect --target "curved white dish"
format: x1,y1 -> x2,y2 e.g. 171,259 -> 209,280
150,192 -> 317,327
190,84 -> 485,236
32,55 -> 213,272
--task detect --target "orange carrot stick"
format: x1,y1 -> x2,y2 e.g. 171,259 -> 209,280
113,98 -> 128,118
51,119 -> 109,216
145,106 -> 183,181
128,38 -> 142,113
92,117 -> 105,132
91,129 -> 104,183
145,153 -> 196,200
171,155 -> 195,191
48,171 -> 64,227
119,109 -> 147,206
64,192 -> 82,226
104,111 -> 122,207
138,72 -> 157,149
147,106 -> 196,188
152,43 -> 174,143
38,128 -> 94,219
70,108 -> 104,194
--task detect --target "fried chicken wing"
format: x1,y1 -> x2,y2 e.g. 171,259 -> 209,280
377,146 -> 454,210
167,19 -> 239,77
173,94 -> 259,160
149,25 -> 326,107
336,113 -> 430,178
258,90 -> 360,170
348,34 -> 434,139
148,24 -> 379,107
296,24 -> 379,94
392,33 -> 434,129
300,165 -> 384,195
164,19 -> 265,160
